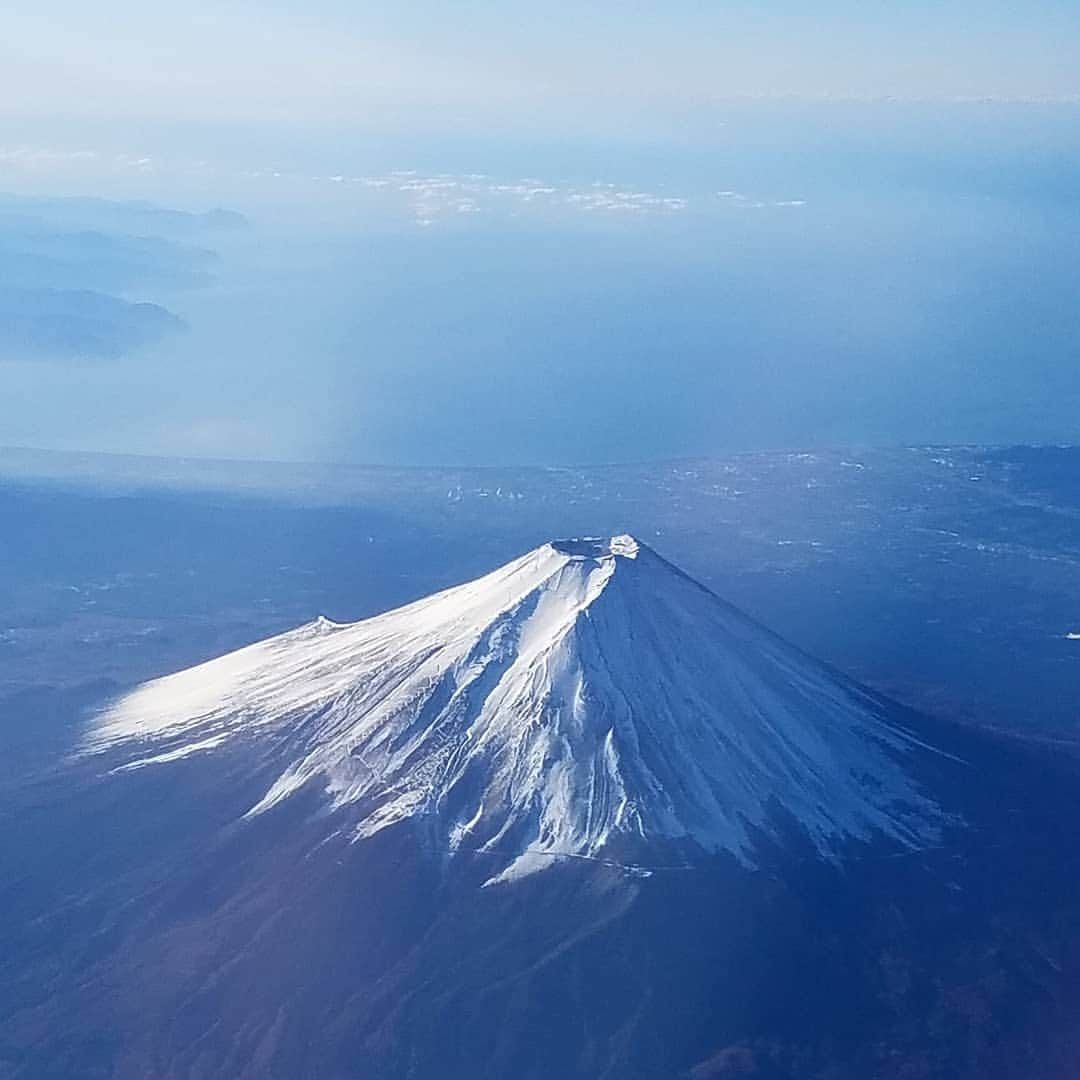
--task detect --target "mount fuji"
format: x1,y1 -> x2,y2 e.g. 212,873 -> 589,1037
6,537 -> 1080,1080
89,536 -> 945,881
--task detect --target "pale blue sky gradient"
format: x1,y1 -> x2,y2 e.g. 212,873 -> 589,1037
2,2 -> 1079,144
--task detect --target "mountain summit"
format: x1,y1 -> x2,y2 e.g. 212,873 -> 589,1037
91,536 -> 944,879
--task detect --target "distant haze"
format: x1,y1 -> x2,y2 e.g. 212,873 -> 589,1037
0,3 -> 1078,465
3,3 -> 1079,137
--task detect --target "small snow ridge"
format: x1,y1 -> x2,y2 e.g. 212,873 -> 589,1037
551,535 -> 640,560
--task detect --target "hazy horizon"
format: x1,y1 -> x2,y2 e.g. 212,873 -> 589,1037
2,4 -> 1079,467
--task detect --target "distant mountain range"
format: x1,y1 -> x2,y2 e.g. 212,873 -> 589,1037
0,192 -> 243,362
0,287 -> 185,360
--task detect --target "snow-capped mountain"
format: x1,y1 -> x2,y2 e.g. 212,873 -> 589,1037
90,535 -> 945,880
9,537 -> 1080,1080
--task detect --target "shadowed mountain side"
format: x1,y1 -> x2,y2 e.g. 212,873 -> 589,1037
3,715 -> 1080,1079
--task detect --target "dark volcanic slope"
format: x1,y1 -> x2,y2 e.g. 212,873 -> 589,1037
4,720 -> 1080,1080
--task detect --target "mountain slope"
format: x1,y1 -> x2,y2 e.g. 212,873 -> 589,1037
89,536 -> 946,880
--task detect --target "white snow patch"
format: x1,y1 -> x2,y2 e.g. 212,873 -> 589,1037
113,733 -> 229,771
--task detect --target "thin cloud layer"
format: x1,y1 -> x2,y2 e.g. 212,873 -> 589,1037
0,145 -> 807,228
